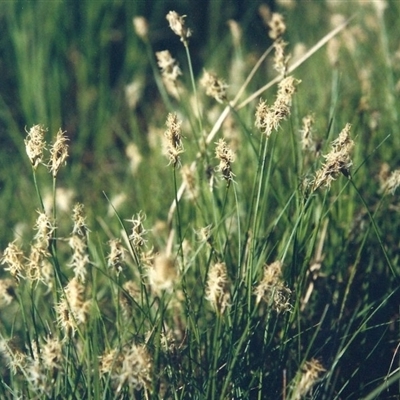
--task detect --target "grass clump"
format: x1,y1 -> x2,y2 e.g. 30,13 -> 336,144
1,2 -> 400,399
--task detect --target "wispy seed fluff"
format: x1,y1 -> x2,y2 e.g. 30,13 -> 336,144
41,336 -> 63,370
156,50 -> 182,82
1,241 -> 25,282
258,6 -> 286,40
148,253 -> 177,295
48,128 -> 69,177
381,169 -> 400,195
291,358 -> 326,400
166,11 -> 192,45
164,113 -> 184,167
268,12 -> 287,39
24,124 -> 47,169
107,238 -> 126,275
200,70 -> 228,103
34,210 -> 56,251
254,261 -> 291,313
215,138 -> 235,185
255,76 -> 300,137
273,38 -> 291,76
205,262 -> 231,314
56,277 -> 90,337
69,203 -> 90,282
128,211 -> 147,249
300,114 -> 316,151
312,123 -> 354,191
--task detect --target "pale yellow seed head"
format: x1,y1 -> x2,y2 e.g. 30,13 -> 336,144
133,16 -> 148,40
205,262 -> 231,314
24,124 -> 47,169
148,253 -> 177,294
48,128 -> 69,177
166,11 -> 192,45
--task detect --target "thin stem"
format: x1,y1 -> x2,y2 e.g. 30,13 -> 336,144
32,169 -> 44,211
349,179 -> 398,281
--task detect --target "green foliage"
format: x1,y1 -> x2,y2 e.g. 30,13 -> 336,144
1,1 -> 400,399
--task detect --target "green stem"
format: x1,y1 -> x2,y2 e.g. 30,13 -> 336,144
349,179 -> 398,281
32,169 -> 44,211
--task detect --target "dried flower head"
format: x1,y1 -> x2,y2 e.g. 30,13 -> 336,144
1,241 -> 25,282
156,50 -> 182,82
107,238 -> 125,275
127,211 -> 147,249
68,234 -> 90,282
195,224 -> 213,244
57,277 -> 90,333
268,13 -> 287,40
48,128 -> 69,177
205,262 -> 231,314
273,38 -> 290,76
382,169 -> 400,195
215,138 -> 235,185
115,343 -> 153,393
0,338 -> 27,374
291,359 -> 326,400
120,280 -> 140,319
26,244 -> 49,283
33,211 -> 55,250
99,348 -> 120,375
200,70 -> 228,103
166,11 -> 192,45
41,336 -> 63,370
254,261 -> 292,313
24,124 -> 47,169
72,203 -> 89,237
300,114 -> 316,151
312,123 -> 354,191
148,253 -> 177,294
255,76 -> 300,137
133,16 -> 148,40
164,113 -> 184,166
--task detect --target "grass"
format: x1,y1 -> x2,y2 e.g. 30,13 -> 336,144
1,1 -> 400,399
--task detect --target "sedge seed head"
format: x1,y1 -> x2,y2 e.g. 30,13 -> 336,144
200,70 -> 228,103
166,11 -> 192,45
48,128 -> 69,177
164,113 -> 184,167
1,241 -> 25,282
205,262 -> 231,314
215,138 -> 235,184
24,124 -> 47,169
